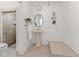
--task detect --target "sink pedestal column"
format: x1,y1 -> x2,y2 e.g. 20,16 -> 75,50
33,29 -> 43,47
36,32 -> 41,47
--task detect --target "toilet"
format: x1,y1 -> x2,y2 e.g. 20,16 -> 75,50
0,43 -> 8,48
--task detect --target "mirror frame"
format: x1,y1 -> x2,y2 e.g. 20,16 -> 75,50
34,14 -> 43,27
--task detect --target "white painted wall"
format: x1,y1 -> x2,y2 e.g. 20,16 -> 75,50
14,1 -> 79,54
31,2 -> 64,45
30,2 -> 79,55
61,2 -> 79,54
0,1 -> 19,10
16,1 -> 79,55
16,1 -> 33,54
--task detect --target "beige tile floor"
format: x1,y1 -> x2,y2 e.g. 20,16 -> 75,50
17,42 -> 79,57
16,44 -> 51,57
49,41 -> 79,57
0,41 -> 78,57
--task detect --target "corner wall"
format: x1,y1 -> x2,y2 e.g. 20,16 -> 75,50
16,1 -> 33,54
62,2 -> 79,54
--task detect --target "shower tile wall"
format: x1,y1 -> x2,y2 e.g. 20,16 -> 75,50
3,12 -> 16,46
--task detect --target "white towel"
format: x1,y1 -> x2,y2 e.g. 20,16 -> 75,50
28,24 -> 32,40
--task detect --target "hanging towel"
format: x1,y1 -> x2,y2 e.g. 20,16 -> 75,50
28,24 -> 32,40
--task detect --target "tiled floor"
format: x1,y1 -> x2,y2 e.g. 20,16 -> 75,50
49,41 -> 79,57
16,44 -> 51,57
0,41 -> 79,57
17,42 -> 79,57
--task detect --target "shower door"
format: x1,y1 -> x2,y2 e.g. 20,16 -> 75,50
3,11 -> 16,46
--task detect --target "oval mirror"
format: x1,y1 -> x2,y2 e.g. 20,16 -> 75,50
34,14 -> 43,27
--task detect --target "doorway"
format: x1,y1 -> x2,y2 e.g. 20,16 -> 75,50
2,11 -> 16,47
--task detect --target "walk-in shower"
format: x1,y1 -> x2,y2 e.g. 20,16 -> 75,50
0,11 -> 16,48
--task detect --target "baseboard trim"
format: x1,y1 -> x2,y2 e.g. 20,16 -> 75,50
63,41 -> 79,55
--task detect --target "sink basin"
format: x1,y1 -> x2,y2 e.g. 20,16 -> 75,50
33,28 -> 43,32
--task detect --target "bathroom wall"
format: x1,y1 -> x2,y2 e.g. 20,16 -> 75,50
22,2 -> 33,49
0,1 -> 19,10
16,1 -> 33,54
16,1 -> 79,54
37,1 -> 79,54
15,1 -> 79,54
30,2 -> 64,45
61,2 -> 79,54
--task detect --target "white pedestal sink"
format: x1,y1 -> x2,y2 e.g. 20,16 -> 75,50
33,28 -> 43,47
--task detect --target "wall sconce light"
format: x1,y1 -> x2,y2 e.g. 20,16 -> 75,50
52,21 -> 56,24
51,12 -> 56,20
37,5 -> 41,10
51,11 -> 56,24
